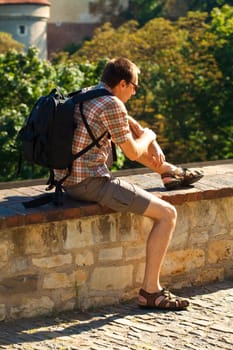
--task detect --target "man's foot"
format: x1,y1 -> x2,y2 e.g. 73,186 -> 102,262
161,167 -> 204,190
138,288 -> 189,310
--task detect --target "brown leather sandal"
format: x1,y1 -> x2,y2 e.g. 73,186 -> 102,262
138,288 -> 190,310
162,167 -> 204,190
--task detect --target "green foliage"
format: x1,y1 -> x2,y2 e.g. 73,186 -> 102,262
122,0 -> 166,25
0,47 -> 100,181
0,47 -> 55,181
187,0 -> 233,13
122,0 -> 233,23
70,9 -> 233,164
152,11 -> 225,161
110,146 -> 126,171
89,0 -> 128,26
71,21 -> 139,63
0,32 -> 24,53
206,5 -> 233,159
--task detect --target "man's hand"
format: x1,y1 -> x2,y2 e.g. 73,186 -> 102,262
148,140 -> 166,167
126,116 -> 164,166
120,121 -> 156,161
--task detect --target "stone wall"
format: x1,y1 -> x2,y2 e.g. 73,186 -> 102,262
0,161 -> 232,321
0,198 -> 232,321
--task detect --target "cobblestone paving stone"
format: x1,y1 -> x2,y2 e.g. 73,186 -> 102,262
0,281 -> 232,350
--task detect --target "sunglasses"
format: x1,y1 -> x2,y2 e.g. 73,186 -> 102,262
129,81 -> 139,92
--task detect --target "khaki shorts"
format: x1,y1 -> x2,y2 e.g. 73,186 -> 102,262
65,176 -> 153,215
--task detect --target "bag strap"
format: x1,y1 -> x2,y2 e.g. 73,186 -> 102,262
71,88 -> 112,104
72,88 -> 114,159
72,130 -> 107,161
23,193 -> 55,208
79,102 -> 104,149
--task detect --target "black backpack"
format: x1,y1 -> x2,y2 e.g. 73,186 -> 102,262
18,87 -> 114,207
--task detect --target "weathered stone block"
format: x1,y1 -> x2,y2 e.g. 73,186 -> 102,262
195,268 -> 224,285
75,251 -> 94,266
99,247 -> 123,261
171,203 -> 190,250
125,244 -> 145,261
186,200 -> 220,236
0,304 -> 6,321
32,254 -> 72,268
90,265 -> 133,290
0,242 -> 9,269
10,258 -> 30,273
138,216 -> 153,240
11,222 -> 66,256
10,297 -> 54,319
225,265 -> 233,279
75,270 -> 88,285
118,213 -> 142,241
0,274 -> 38,295
65,219 -> 95,249
43,272 -> 73,289
92,215 -> 118,243
222,197 -> 233,224
208,240 -> 233,264
162,249 -> 205,275
135,262 -> 145,284
187,229 -> 209,247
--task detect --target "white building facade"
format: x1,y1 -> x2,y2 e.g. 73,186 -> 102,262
0,0 -> 50,58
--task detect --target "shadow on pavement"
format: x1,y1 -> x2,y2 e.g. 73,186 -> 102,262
0,281 -> 232,346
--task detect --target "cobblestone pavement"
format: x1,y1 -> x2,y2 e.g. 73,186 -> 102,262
0,281 -> 232,350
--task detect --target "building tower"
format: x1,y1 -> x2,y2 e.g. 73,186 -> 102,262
0,0 -> 50,59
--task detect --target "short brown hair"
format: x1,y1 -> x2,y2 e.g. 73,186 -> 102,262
101,57 -> 140,88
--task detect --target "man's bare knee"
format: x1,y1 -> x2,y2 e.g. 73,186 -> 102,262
165,203 -> 177,220
144,197 -> 177,224
163,204 -> 177,225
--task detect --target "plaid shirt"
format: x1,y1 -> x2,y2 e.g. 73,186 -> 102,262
54,83 -> 131,186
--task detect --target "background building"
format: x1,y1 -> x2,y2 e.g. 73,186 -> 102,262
0,0 -> 128,58
47,0 -> 128,56
47,0 -> 99,56
0,0 -> 50,58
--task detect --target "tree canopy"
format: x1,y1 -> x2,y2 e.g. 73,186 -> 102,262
0,32 -> 24,53
89,0 -> 233,26
71,8 -> 232,162
0,48 -> 106,181
0,6 -> 232,182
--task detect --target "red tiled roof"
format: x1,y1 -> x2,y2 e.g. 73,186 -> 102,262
0,0 -> 50,5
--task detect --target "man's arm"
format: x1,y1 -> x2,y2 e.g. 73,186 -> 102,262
127,115 -> 145,137
127,116 -> 166,167
119,127 -> 156,161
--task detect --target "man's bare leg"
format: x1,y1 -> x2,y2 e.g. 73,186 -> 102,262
140,195 -> 177,295
138,195 -> 189,309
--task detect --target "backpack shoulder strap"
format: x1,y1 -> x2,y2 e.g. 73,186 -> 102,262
73,88 -> 113,153
79,102 -> 104,148
71,88 -> 112,104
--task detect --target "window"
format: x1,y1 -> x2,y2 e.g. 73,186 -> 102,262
17,25 -> 27,36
